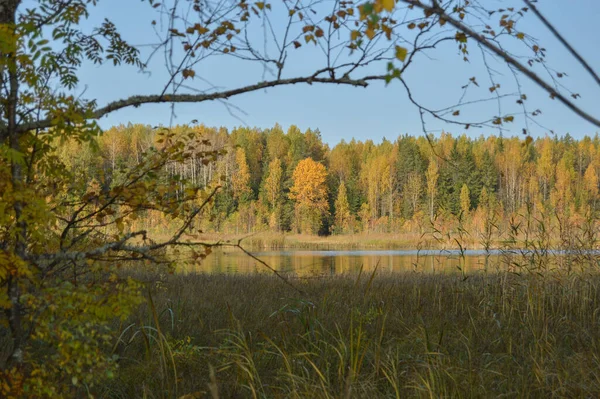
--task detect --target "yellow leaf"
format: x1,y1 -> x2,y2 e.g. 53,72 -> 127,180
516,32 -> 525,39
365,28 -> 375,40
382,0 -> 395,12
455,32 -> 468,43
182,69 -> 195,79
395,46 -> 408,62
351,30 -> 360,41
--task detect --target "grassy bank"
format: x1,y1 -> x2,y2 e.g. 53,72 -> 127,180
191,232 -> 467,250
100,270 -> 600,398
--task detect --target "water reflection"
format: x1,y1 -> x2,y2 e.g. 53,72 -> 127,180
184,249 -> 520,275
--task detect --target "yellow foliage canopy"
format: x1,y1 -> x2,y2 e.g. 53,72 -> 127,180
289,158 -> 329,233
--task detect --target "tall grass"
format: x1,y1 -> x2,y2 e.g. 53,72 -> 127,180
98,268 -> 600,398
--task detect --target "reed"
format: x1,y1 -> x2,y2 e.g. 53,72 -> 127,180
98,268 -> 600,398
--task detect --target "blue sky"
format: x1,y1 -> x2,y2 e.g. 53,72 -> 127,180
73,0 -> 600,145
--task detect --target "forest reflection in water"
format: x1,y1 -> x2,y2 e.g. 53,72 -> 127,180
179,248 -> 592,275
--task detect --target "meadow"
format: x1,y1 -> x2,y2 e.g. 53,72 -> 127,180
99,266 -> 600,398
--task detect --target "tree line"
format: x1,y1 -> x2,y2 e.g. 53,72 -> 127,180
58,123 -> 600,239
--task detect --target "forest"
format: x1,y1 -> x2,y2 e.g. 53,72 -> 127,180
62,122 -> 600,243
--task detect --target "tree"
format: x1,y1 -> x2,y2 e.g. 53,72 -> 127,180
537,137 -> 555,201
584,164 -> 599,197
264,158 -> 283,208
359,203 -> 372,234
480,150 -> 499,194
396,136 -> 426,218
263,158 -> 283,230
231,148 -> 252,204
333,181 -> 353,234
426,160 -> 439,220
405,172 -> 423,218
583,164 -> 599,210
289,158 -> 329,234
552,156 -> 576,216
460,184 -> 471,216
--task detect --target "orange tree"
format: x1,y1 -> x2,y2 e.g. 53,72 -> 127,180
1,0 -> 599,395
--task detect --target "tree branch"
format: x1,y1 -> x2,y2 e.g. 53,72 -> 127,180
523,0 -> 600,88
400,0 -> 600,129
12,74 -> 379,135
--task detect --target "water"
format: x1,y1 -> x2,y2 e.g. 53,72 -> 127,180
183,247 -> 600,275
189,248 -> 518,275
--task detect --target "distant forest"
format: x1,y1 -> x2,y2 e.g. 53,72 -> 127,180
59,124 -> 600,237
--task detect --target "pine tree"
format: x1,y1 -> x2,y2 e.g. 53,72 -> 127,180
480,150 -> 498,193
396,135 -> 426,218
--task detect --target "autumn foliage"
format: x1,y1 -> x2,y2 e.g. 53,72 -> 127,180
50,124 -> 600,246
289,158 -> 329,234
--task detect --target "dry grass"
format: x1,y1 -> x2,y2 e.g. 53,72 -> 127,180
189,232 -> 436,250
99,269 -> 600,398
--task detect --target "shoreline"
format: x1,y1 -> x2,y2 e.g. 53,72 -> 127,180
182,232 -> 596,252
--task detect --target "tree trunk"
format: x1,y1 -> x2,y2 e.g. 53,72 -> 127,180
1,0 -> 25,368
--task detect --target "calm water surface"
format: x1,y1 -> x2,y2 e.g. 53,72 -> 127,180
188,248 -> 541,275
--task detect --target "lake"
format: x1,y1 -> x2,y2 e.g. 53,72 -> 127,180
186,248 -> 594,275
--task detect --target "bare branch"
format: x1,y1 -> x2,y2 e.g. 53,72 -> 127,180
523,0 -> 600,88
12,74 -> 383,135
400,0 -> 600,129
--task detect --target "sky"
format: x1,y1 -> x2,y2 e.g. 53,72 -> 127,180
67,0 -> 600,146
